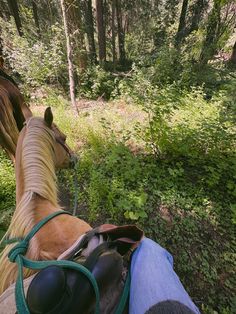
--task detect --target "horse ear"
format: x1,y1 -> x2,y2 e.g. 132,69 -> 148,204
44,107 -> 53,127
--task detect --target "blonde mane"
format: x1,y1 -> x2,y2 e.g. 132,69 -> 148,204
0,117 -> 61,293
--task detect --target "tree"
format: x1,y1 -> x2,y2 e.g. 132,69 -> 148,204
230,41 -> 236,64
116,0 -> 125,63
7,0 -> 23,36
175,0 -> 207,46
111,0 -> 116,65
60,0 -> 78,114
64,0 -> 87,70
83,0 -> 97,63
96,0 -> 106,65
175,0 -> 189,46
31,0 -> 41,37
187,0 -> 206,34
200,0 -> 236,65
0,35 -> 3,69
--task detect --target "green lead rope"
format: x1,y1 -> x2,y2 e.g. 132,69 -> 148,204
7,210 -> 130,314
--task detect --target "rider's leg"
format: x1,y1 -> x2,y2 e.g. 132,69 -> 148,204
129,238 -> 200,314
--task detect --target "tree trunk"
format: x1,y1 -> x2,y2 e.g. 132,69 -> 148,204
0,1 -> 10,19
188,0 -> 205,33
83,0 -> 97,63
60,0 -> 78,114
200,0 -> 220,65
0,35 -> 4,69
7,0 -> 23,36
230,41 -> 236,64
175,0 -> 188,46
96,0 -> 106,65
111,0 -> 116,65
31,0 -> 40,37
65,0 -> 87,71
116,0 -> 125,64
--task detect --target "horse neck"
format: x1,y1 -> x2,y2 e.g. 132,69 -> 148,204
12,124 -> 59,240
15,124 -> 58,206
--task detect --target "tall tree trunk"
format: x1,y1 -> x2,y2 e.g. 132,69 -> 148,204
111,0 -> 116,65
188,0 -> 205,33
65,0 -> 87,71
116,0 -> 125,64
31,0 -> 40,37
83,0 -> 97,63
96,0 -> 106,65
7,0 -> 23,36
230,41 -> 236,64
200,0 -> 220,65
60,0 -> 78,114
175,0 -> 188,46
0,1 -> 10,19
0,35 -> 4,69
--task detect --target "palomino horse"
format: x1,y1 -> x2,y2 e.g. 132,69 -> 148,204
0,108 -> 91,295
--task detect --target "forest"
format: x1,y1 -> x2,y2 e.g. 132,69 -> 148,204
0,0 -> 235,313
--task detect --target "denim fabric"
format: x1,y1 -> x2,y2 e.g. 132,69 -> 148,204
129,238 -> 200,314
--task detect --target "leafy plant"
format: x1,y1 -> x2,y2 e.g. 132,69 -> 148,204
0,18 -> 66,87
0,152 -> 15,232
80,66 -> 119,100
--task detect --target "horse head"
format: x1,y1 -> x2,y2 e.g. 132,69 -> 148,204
43,107 -> 74,169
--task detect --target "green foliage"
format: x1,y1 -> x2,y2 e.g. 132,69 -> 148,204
76,132 -> 148,221
79,66 -> 119,100
0,18 -> 66,86
73,123 -> 235,312
0,152 -> 15,233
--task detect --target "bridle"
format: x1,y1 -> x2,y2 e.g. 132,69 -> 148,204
55,136 -> 72,158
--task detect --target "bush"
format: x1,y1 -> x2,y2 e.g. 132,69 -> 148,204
119,65 -> 235,158
0,18 -> 67,87
0,152 -> 15,233
79,66 -> 119,100
76,132 -> 148,222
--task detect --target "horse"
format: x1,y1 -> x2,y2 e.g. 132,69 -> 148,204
0,108 -> 92,296
0,73 -> 71,164
0,70 -> 32,132
0,74 -> 32,161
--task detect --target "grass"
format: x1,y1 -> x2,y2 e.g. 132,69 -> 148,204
31,88 -> 147,152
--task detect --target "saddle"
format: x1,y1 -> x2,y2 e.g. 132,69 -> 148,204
26,224 -> 144,314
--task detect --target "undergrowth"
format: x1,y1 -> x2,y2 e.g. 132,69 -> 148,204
0,151 -> 15,238
0,66 -> 235,313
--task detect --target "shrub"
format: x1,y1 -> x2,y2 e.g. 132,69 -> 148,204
0,152 -> 15,233
79,66 -> 119,100
0,18 -> 66,87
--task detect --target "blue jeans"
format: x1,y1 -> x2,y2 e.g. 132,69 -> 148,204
129,238 -> 200,314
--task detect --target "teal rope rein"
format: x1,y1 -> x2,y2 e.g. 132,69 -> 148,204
6,210 -> 130,314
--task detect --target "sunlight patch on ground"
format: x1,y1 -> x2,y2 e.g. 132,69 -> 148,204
31,97 -> 148,153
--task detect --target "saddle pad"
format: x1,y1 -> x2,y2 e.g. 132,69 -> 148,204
0,234 -> 82,314
0,275 -> 35,314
